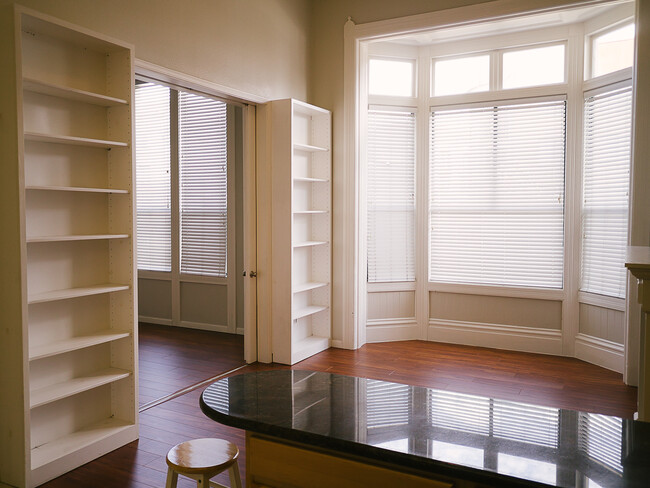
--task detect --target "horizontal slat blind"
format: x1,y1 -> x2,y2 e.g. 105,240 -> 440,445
581,85 -> 632,298
578,413 -> 623,474
428,390 -> 491,435
179,92 -> 228,277
367,109 -> 416,282
429,100 -> 566,288
135,83 -> 172,272
493,400 -> 559,448
366,379 -> 411,428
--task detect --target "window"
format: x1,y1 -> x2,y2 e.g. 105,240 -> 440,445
135,83 -> 172,272
502,44 -> 565,89
433,54 -> 490,96
591,23 -> 635,78
369,58 -> 415,97
367,109 -> 416,282
429,100 -> 566,288
135,82 -> 229,277
364,10 -> 634,305
179,92 -> 228,277
581,84 -> 632,298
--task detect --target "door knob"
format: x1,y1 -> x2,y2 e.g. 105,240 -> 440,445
249,271 -> 257,278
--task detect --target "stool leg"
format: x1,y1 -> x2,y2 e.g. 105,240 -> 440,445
229,462 -> 243,488
198,473 -> 211,487
165,468 -> 179,488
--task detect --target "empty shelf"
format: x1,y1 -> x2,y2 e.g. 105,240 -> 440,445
23,78 -> 128,106
26,185 -> 129,194
24,131 -> 128,149
30,368 -> 131,408
28,284 -> 130,304
291,336 -> 330,364
293,282 -> 328,293
293,142 -> 328,153
293,305 -> 328,320
31,418 -> 134,470
29,330 -> 131,361
27,234 -> 129,243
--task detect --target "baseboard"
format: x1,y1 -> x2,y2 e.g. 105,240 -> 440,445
428,319 -> 563,355
366,319 -> 419,342
574,333 -> 624,373
138,316 -> 232,334
178,320 -> 230,334
138,315 -> 172,326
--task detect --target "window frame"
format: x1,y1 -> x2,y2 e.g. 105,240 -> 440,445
135,76 -> 236,287
367,25 -> 577,299
428,96 -> 568,290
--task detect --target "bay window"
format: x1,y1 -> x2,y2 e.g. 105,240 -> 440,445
362,4 -> 634,361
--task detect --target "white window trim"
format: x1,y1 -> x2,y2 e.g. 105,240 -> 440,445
343,0 -> 630,352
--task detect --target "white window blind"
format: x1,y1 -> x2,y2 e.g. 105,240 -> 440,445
428,390 -> 491,435
581,85 -> 632,299
367,109 -> 416,282
429,99 -> 566,288
492,400 -> 559,448
179,92 -> 228,277
578,413 -> 623,474
135,83 -> 172,272
366,379 -> 411,428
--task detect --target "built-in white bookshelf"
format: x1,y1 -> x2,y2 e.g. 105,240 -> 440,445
0,6 -> 137,487
270,99 -> 331,365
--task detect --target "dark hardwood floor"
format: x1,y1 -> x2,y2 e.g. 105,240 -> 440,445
138,322 -> 246,406
41,331 -> 637,488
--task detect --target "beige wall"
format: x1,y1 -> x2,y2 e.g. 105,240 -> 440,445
0,0 -> 311,101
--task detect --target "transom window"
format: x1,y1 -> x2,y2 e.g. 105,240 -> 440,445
590,22 -> 635,78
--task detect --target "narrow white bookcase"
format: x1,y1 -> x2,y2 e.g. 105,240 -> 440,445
0,6 -> 137,487
270,99 -> 331,365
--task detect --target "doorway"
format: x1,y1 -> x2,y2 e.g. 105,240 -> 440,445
133,71 -> 258,407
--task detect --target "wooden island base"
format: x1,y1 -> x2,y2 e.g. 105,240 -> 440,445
246,433 -> 475,488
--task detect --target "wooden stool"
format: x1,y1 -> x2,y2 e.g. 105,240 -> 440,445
165,438 -> 242,488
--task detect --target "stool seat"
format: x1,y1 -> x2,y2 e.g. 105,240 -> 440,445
166,438 -> 242,488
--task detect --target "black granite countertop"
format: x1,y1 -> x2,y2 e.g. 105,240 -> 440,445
200,370 -> 650,488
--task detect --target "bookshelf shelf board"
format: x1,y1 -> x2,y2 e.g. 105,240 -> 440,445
24,131 -> 128,149
23,77 -> 128,106
30,368 -> 131,409
29,330 -> 131,361
28,284 -> 130,304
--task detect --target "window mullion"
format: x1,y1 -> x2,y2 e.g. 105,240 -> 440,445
492,50 -> 501,91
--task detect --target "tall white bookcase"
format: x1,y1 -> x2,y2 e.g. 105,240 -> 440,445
270,99 -> 332,365
0,6 -> 138,487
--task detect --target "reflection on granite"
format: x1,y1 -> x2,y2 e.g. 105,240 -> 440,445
200,370 -> 650,488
